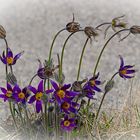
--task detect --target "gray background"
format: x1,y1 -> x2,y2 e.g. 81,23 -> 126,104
0,0 -> 140,118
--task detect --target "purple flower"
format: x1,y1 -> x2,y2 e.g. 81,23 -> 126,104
0,48 -> 24,65
119,56 -> 135,79
37,60 -> 46,79
60,101 -> 79,114
13,85 -> 30,104
50,80 -> 79,105
28,80 -> 53,113
60,115 -> 76,131
82,85 -> 96,99
84,73 -> 102,93
0,83 -> 13,102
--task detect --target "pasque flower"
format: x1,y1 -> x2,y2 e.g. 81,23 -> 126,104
84,73 -> 102,93
119,55 -> 135,79
0,48 -> 24,65
0,83 -> 14,102
50,80 -> 79,105
60,101 -> 79,114
28,80 -> 53,113
13,85 -> 30,104
61,115 -> 76,131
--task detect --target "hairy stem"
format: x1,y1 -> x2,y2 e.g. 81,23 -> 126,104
48,28 -> 66,62
93,29 -> 130,76
77,38 -> 89,81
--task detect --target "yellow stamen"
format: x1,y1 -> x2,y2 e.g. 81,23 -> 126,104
90,80 -> 96,86
57,90 -> 65,99
7,57 -> 13,65
120,69 -> 127,75
35,92 -> 43,100
62,102 -> 70,110
18,92 -> 25,99
6,90 -> 12,98
64,120 -> 70,127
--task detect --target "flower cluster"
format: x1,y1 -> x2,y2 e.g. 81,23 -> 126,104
0,14 -> 138,138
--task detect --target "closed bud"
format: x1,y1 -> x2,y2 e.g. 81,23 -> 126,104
84,26 -> 98,38
7,72 -> 17,85
130,25 -> 140,34
66,14 -> 80,33
105,80 -> 114,94
0,25 -> 6,39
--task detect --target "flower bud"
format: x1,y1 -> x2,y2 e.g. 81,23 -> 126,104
84,26 -> 98,38
130,25 -> 140,34
66,14 -> 80,33
0,25 -> 6,39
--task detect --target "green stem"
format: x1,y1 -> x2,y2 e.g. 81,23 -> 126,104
95,72 -> 119,120
48,28 -> 65,62
77,38 -> 89,81
60,32 -> 75,80
4,38 -> 8,78
95,22 -> 111,29
17,103 -> 24,125
28,74 -> 38,86
9,101 -> 18,128
93,29 -> 130,76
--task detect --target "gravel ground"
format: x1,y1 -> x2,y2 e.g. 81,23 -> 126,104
0,0 -> 140,120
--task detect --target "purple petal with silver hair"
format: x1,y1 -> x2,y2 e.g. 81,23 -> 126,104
7,48 -> 13,57
28,95 -> 36,104
38,80 -> 43,92
28,86 -> 37,94
61,84 -> 71,90
7,83 -> 13,91
50,80 -> 59,90
0,87 -> 7,94
13,51 -> 24,65
36,100 -> 42,113
119,55 -> 124,68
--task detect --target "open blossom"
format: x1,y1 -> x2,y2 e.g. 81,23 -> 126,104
28,80 -> 53,113
0,48 -> 24,65
60,101 -> 79,114
60,115 -> 76,131
84,73 -> 102,93
119,55 -> 135,79
50,80 -> 79,105
13,85 -> 30,104
0,83 -> 13,102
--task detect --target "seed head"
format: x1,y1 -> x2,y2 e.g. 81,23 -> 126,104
0,25 -> 6,39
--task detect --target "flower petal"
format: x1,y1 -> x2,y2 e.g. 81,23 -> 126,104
119,55 -> 124,68
36,100 -> 42,113
7,48 -> 13,57
38,80 -> 43,92
28,86 -> 37,94
28,95 -> 36,104
50,80 -> 59,90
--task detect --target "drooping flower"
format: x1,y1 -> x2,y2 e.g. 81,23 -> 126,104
119,55 -> 135,79
60,115 -> 76,131
0,48 -> 24,65
13,85 -> 30,104
60,101 -> 79,114
0,83 -> 14,102
37,59 -> 59,79
82,85 -> 96,99
84,73 -> 102,93
28,80 -> 53,113
50,80 -> 79,105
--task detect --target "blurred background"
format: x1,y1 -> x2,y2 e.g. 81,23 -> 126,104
0,0 -> 140,119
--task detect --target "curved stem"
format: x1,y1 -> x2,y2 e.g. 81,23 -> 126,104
4,38 -> 8,78
76,38 -> 89,81
93,29 -> 130,76
59,32 -> 76,80
28,74 -> 38,86
48,28 -> 66,62
95,22 -> 111,29
95,72 -> 119,120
